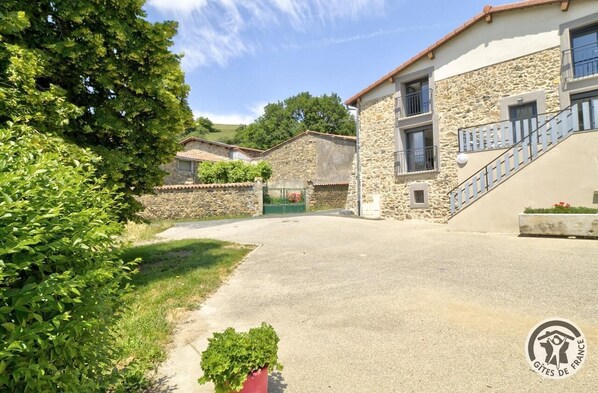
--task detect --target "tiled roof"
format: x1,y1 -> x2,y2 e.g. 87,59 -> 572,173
179,136 -> 264,153
176,150 -> 228,162
345,0 -> 567,105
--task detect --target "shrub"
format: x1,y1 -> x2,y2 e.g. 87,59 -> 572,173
198,323 -> 283,393
0,125 -> 134,392
198,160 -> 272,184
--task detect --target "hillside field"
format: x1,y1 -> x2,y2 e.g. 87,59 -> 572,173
202,124 -> 241,143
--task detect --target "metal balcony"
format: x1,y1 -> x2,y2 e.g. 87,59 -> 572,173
562,41 -> 598,82
394,146 -> 438,175
397,88 -> 433,119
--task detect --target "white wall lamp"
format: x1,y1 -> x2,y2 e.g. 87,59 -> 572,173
456,153 -> 468,165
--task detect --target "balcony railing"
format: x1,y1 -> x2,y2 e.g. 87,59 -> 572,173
562,41 -> 598,81
458,112 -> 559,152
397,89 -> 433,119
394,146 -> 438,175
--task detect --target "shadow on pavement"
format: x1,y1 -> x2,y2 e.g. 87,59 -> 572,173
268,371 -> 288,392
146,375 -> 177,393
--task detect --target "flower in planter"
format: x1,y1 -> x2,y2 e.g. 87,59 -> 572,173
287,192 -> 302,203
553,201 -> 571,209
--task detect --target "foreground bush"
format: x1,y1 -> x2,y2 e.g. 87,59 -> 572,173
0,125 -> 134,391
198,160 -> 272,184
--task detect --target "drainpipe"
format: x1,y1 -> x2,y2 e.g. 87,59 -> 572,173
347,104 -> 361,217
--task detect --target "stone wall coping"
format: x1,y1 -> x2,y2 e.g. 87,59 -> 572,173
155,182 -> 254,191
311,182 -> 350,186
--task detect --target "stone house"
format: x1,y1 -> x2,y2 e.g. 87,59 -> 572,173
261,130 -> 356,187
261,131 -> 356,209
345,0 -> 598,232
162,137 -> 263,185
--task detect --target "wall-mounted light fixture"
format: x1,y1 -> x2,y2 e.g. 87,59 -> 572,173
456,153 -> 468,165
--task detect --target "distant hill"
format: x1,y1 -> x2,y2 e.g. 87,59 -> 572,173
200,124 -> 241,144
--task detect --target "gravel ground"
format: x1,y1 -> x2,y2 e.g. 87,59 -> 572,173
151,215 -> 598,393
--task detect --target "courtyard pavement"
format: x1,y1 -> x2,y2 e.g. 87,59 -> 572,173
152,215 -> 598,392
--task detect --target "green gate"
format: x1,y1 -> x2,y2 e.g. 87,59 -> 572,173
263,187 -> 306,215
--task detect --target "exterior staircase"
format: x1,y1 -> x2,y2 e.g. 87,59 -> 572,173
449,98 -> 598,215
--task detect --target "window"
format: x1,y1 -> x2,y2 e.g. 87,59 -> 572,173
405,127 -> 434,172
409,183 -> 429,208
571,89 -> 598,130
571,23 -> 598,79
177,159 -> 193,172
509,102 -> 538,143
403,78 -> 431,117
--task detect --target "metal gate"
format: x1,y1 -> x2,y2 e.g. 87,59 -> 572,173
263,187 -> 306,214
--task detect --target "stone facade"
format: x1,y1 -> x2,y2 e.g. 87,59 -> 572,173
162,160 -> 196,185
137,181 -> 263,220
265,134 -> 317,188
307,183 -> 350,210
354,47 -> 562,223
183,140 -> 230,158
263,131 -> 355,189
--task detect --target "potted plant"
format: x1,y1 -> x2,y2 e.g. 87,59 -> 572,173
198,323 -> 283,393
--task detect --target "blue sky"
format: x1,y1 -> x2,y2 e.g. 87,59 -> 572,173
144,0 -> 515,124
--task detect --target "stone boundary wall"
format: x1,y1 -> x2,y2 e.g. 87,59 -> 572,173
307,182 -> 349,210
137,181 -> 263,220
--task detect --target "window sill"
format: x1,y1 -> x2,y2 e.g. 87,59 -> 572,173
395,169 -> 439,177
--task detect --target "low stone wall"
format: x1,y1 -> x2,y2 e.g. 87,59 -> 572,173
519,214 -> 598,238
137,181 -> 263,220
308,182 -> 349,210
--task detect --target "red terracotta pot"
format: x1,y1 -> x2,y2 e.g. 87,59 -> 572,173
236,365 -> 268,393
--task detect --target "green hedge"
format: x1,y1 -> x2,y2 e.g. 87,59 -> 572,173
198,160 -> 272,184
0,125 -> 134,391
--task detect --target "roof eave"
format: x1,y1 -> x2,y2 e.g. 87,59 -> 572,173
344,0 -> 566,106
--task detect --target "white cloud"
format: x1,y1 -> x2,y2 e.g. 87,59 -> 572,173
195,101 -> 266,125
147,0 -> 207,13
284,23 -> 452,50
146,0 -> 386,71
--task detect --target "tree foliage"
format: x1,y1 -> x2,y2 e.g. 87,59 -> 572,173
0,14 -> 134,391
0,1 -> 193,219
0,125 -> 134,392
234,92 -> 355,149
198,160 -> 272,184
180,116 -> 219,139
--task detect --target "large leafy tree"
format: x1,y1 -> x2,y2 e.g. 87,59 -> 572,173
235,92 -> 355,149
0,13 -> 134,391
0,1 -> 193,219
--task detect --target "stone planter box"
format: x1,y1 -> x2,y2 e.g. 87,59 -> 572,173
519,213 -> 598,238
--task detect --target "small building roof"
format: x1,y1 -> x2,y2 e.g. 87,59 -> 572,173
345,0 -> 568,106
176,149 -> 227,162
179,136 -> 264,156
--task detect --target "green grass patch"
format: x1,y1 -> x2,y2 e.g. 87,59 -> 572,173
201,124 -> 240,143
122,220 -> 175,244
114,239 -> 254,390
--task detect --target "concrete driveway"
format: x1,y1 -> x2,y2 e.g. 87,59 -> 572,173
153,215 -> 598,392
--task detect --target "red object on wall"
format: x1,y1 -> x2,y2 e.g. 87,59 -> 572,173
238,366 -> 268,393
